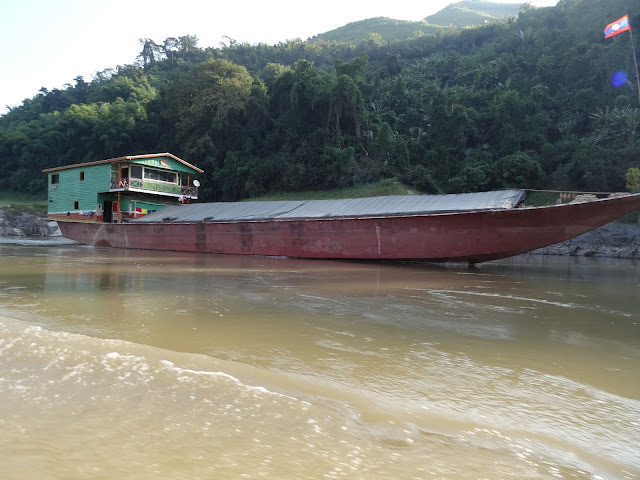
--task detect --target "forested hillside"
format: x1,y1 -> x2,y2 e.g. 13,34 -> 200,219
1,0 -> 639,202
309,18 -> 442,45
310,1 -> 521,45
424,0 -> 520,27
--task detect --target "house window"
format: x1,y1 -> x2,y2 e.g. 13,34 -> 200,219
143,168 -> 178,184
79,171 -> 85,181
74,201 -> 79,210
131,165 -> 143,179
51,174 -> 59,184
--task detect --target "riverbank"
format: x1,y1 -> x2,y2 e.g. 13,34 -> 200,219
531,221 -> 639,259
0,209 -> 61,237
0,208 -> 638,259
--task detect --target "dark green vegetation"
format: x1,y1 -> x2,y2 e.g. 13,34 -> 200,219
309,18 -> 443,45
1,0 -> 639,202
245,178 -> 415,201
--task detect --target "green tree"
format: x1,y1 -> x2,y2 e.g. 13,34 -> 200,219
626,167 -> 640,193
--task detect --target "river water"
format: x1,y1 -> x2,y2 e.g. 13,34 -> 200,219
0,242 -> 638,479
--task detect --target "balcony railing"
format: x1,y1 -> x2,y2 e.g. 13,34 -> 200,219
110,177 -> 198,197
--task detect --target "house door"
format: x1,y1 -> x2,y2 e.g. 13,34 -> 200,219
103,201 -> 113,223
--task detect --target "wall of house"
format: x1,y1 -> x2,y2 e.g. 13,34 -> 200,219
47,164 -> 111,215
122,198 -> 166,218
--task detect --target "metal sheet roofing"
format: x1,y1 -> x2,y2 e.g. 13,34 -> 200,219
42,153 -> 203,173
133,190 -> 525,223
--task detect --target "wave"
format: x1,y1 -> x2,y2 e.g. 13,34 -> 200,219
1,314 -> 638,479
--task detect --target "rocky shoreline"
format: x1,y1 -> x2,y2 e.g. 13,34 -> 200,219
0,209 -> 638,259
530,221 -> 639,259
0,209 -> 62,238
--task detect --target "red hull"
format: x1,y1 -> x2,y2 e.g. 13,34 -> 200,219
55,194 -> 640,263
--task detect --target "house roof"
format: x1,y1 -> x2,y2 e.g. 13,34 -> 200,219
42,153 -> 204,174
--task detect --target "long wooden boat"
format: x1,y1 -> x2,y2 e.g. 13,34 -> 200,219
54,190 -> 640,264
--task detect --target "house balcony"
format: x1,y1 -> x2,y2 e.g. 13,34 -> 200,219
110,177 -> 198,198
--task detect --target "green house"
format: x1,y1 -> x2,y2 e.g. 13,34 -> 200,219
43,153 -> 203,223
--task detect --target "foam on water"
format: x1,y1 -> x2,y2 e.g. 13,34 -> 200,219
1,314 -> 637,479
0,236 -> 77,246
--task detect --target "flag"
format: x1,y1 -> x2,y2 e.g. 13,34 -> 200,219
604,14 -> 630,38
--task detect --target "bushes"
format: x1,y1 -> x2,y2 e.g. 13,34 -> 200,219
626,167 -> 640,193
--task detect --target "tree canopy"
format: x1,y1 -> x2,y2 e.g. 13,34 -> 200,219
1,0 -> 639,200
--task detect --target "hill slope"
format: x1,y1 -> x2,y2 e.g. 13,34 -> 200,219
309,17 -> 441,44
1,0 -> 638,204
310,1 -> 523,44
425,1 -> 521,27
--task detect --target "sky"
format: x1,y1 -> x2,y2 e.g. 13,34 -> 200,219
0,0 -> 557,115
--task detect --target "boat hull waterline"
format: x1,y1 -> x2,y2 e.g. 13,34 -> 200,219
55,193 -> 640,264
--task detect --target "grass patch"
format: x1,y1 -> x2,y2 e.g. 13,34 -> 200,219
0,192 -> 48,216
522,190 -> 559,207
246,179 -> 416,201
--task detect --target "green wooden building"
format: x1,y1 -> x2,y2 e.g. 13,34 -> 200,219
43,153 -> 203,223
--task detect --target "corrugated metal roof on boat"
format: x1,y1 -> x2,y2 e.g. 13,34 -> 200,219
276,191 -> 524,218
133,190 -> 524,223
142,200 -> 306,222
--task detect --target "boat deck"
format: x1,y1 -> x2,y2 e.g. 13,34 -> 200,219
133,190 -> 525,223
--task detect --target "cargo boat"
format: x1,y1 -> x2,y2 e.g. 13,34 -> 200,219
54,190 -> 640,264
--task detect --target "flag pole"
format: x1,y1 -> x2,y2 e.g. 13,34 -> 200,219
629,21 -> 640,107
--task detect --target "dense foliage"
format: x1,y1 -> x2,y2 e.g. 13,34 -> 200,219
1,0 -> 639,202
309,18 -> 443,45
